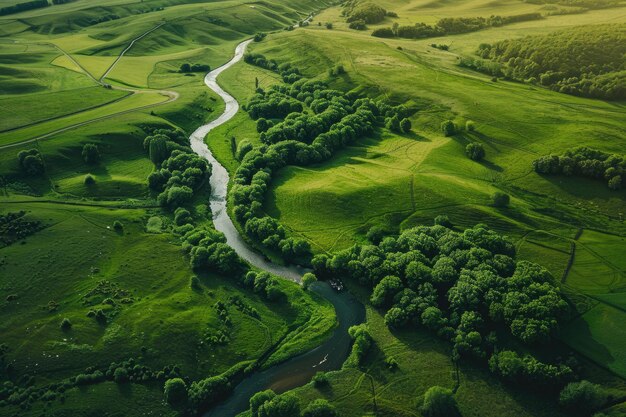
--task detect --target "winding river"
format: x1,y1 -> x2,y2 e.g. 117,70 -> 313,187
189,40 -> 365,416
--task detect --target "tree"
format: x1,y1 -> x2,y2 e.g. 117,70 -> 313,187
180,63 -> 191,73
492,191 -> 510,207
164,378 -> 188,405
441,120 -> 456,136
559,380 -> 606,416
60,318 -> 72,330
422,386 -> 459,417
113,367 -> 129,383
465,142 -> 485,161
302,399 -> 339,417
302,272 -> 317,289
400,117 -> 412,133
608,175 -> 621,190
148,135 -> 169,165
84,174 -> 96,185
466,120 -> 476,131
82,143 -> 100,164
18,149 -> 45,176
370,275 -> 403,307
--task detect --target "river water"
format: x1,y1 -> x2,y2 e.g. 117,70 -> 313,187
189,40 -> 364,416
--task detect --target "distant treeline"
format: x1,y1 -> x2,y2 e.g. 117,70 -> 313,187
524,0 -> 621,9
533,146 -> 625,190
465,25 -> 626,100
372,13 -> 542,39
0,0 -> 48,16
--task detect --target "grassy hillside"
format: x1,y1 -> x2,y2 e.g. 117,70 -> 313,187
202,0 -> 626,415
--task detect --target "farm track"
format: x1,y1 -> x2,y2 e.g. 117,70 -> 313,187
0,24 -> 179,150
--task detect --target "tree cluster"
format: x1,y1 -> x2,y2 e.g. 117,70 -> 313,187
313,223 -> 571,385
489,350 -> 573,389
0,211 -> 43,247
345,324 -> 373,367
181,226 -> 243,276
17,149 -> 44,176
0,0 -> 48,16
179,63 -> 210,73
372,13 -> 541,39
476,25 -> 626,100
244,53 -> 303,84
249,390 -> 338,417
0,358 -> 183,409
533,146 -> 625,190
465,143 -> 485,161
82,143 -> 100,164
143,129 -> 211,209
343,0 -> 388,24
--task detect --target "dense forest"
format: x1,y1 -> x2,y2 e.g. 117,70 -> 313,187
533,146 -> 625,190
304,222 -> 615,412
474,25 -> 626,100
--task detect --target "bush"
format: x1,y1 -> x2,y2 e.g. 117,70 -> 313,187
559,380 -> 606,416
465,142 -> 485,161
466,120 -> 476,131
400,117 -> 412,133
441,120 -> 456,136
312,371 -> 329,387
82,143 -> 100,164
302,399 -> 339,417
422,386 -> 459,417
60,318 -> 72,330
84,174 -> 96,185
302,272 -> 317,290
492,191 -> 510,207
164,378 -> 187,405
113,220 -> 123,231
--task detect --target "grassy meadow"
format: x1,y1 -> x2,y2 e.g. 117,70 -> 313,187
1,0 -> 625,415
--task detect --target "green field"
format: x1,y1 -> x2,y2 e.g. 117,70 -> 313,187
2,0 -> 626,415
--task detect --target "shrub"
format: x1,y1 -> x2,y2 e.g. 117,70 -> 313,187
302,399 -> 338,417
60,318 -> 72,330
466,120 -> 476,131
465,142 -> 485,161
256,393 -> 300,417
81,143 -> 100,164
559,380 -> 606,416
312,371 -> 329,387
348,19 -> 367,30
441,120 -> 456,136
422,386 -> 459,417
302,272 -> 317,290
113,220 -> 123,231
164,378 -> 187,405
325,22 -> 333,29
84,174 -> 96,185
434,215 -> 453,228
492,191 -> 510,207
